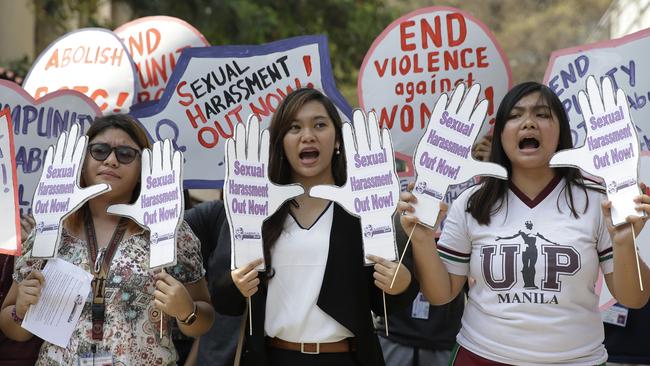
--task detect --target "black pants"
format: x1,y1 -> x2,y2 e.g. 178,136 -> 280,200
268,346 -> 361,366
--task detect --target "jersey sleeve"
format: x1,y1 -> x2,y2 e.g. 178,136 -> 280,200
596,204 -> 614,275
437,190 -> 472,276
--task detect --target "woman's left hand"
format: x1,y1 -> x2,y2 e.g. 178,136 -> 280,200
602,183 -> 650,245
153,271 -> 195,321
367,254 -> 411,295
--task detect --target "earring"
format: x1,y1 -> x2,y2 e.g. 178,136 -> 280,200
335,147 -> 340,155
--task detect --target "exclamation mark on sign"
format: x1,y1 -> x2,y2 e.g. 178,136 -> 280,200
484,86 -> 495,126
1,164 -> 8,193
113,92 -> 130,113
303,56 -> 312,77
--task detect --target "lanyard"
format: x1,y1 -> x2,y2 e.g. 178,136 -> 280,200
84,206 -> 128,340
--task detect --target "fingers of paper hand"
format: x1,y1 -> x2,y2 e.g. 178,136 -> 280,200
231,259 -> 263,297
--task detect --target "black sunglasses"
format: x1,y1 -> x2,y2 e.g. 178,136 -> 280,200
88,143 -> 141,164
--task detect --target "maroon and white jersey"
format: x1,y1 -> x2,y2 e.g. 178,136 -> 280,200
438,176 -> 612,365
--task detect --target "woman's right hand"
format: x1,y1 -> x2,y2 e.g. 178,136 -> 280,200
398,185 -> 448,245
231,258 -> 264,297
15,270 -> 45,318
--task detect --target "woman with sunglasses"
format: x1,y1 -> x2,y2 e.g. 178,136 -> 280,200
0,114 -> 214,365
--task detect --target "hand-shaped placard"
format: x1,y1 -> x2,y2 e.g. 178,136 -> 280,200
549,76 -> 645,225
413,83 -> 507,228
31,124 -> 111,258
107,139 -> 183,268
224,115 -> 304,270
310,110 -> 400,262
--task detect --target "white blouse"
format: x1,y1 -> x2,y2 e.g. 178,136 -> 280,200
264,203 -> 354,342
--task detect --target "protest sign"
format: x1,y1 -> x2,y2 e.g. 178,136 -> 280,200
23,28 -> 137,114
31,124 -> 110,259
130,35 -> 352,189
598,151 -> 650,310
310,110 -> 400,262
115,16 -> 210,104
224,116 -> 303,270
107,139 -> 184,268
544,27 -> 650,152
550,76 -> 645,226
0,80 -> 101,215
411,83 -> 507,228
359,6 -> 511,160
0,108 -> 21,255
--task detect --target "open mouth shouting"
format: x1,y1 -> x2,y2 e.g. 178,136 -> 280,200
518,136 -> 540,151
299,147 -> 320,165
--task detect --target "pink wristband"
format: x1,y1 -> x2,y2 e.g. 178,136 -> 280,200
11,306 -> 24,324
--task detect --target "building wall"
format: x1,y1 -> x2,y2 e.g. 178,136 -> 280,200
610,0 -> 650,37
0,0 -> 35,64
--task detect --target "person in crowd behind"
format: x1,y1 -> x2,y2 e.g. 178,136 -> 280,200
0,114 -> 214,365
399,81 -> 650,365
212,88 -> 418,366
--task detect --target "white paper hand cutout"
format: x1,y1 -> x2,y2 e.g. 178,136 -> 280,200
224,115 -> 304,270
31,123 -> 111,258
549,75 -> 645,225
107,139 -> 184,268
310,110 -> 400,262
413,83 -> 507,228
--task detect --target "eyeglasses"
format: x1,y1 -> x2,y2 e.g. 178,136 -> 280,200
88,143 -> 140,164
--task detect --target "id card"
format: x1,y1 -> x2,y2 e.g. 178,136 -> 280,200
602,304 -> 629,327
411,291 -> 430,319
79,353 -> 113,366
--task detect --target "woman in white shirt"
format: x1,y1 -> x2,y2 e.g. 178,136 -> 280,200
212,88 -> 417,366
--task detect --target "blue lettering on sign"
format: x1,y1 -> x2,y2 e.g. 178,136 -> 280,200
0,103 -> 93,137
548,55 -> 590,97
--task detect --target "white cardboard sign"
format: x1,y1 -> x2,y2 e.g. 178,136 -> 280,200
549,76 -> 645,225
23,28 -> 137,114
129,35 -> 352,189
543,27 -> 650,152
310,110 -> 400,262
107,139 -> 184,269
0,80 -> 100,215
412,83 -> 507,228
223,116 -> 304,270
359,6 -> 511,161
0,108 -> 21,255
31,124 -> 110,258
115,16 -> 210,104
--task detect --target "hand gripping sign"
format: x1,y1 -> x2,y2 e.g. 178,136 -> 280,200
31,124 -> 111,258
0,108 -> 21,255
224,116 -> 304,270
107,139 -> 184,269
310,110 -> 400,262
550,75 -> 645,225
412,83 -> 507,228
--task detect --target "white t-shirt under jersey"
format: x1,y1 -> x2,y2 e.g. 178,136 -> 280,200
265,203 -> 353,342
438,177 -> 613,366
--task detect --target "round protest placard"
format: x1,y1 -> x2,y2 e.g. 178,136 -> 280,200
23,28 -> 137,114
544,27 -> 650,152
0,80 -> 101,215
115,16 -> 210,104
358,6 -> 511,160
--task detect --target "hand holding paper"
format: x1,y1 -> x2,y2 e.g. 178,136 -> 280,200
310,110 -> 400,262
224,115 -> 304,270
31,124 -> 110,258
549,75 -> 644,225
107,139 -> 183,268
412,83 -> 507,228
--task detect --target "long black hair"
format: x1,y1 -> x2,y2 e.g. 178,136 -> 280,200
261,88 -> 346,275
466,81 -> 599,225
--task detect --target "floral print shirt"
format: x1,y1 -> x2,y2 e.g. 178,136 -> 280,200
13,221 -> 205,366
